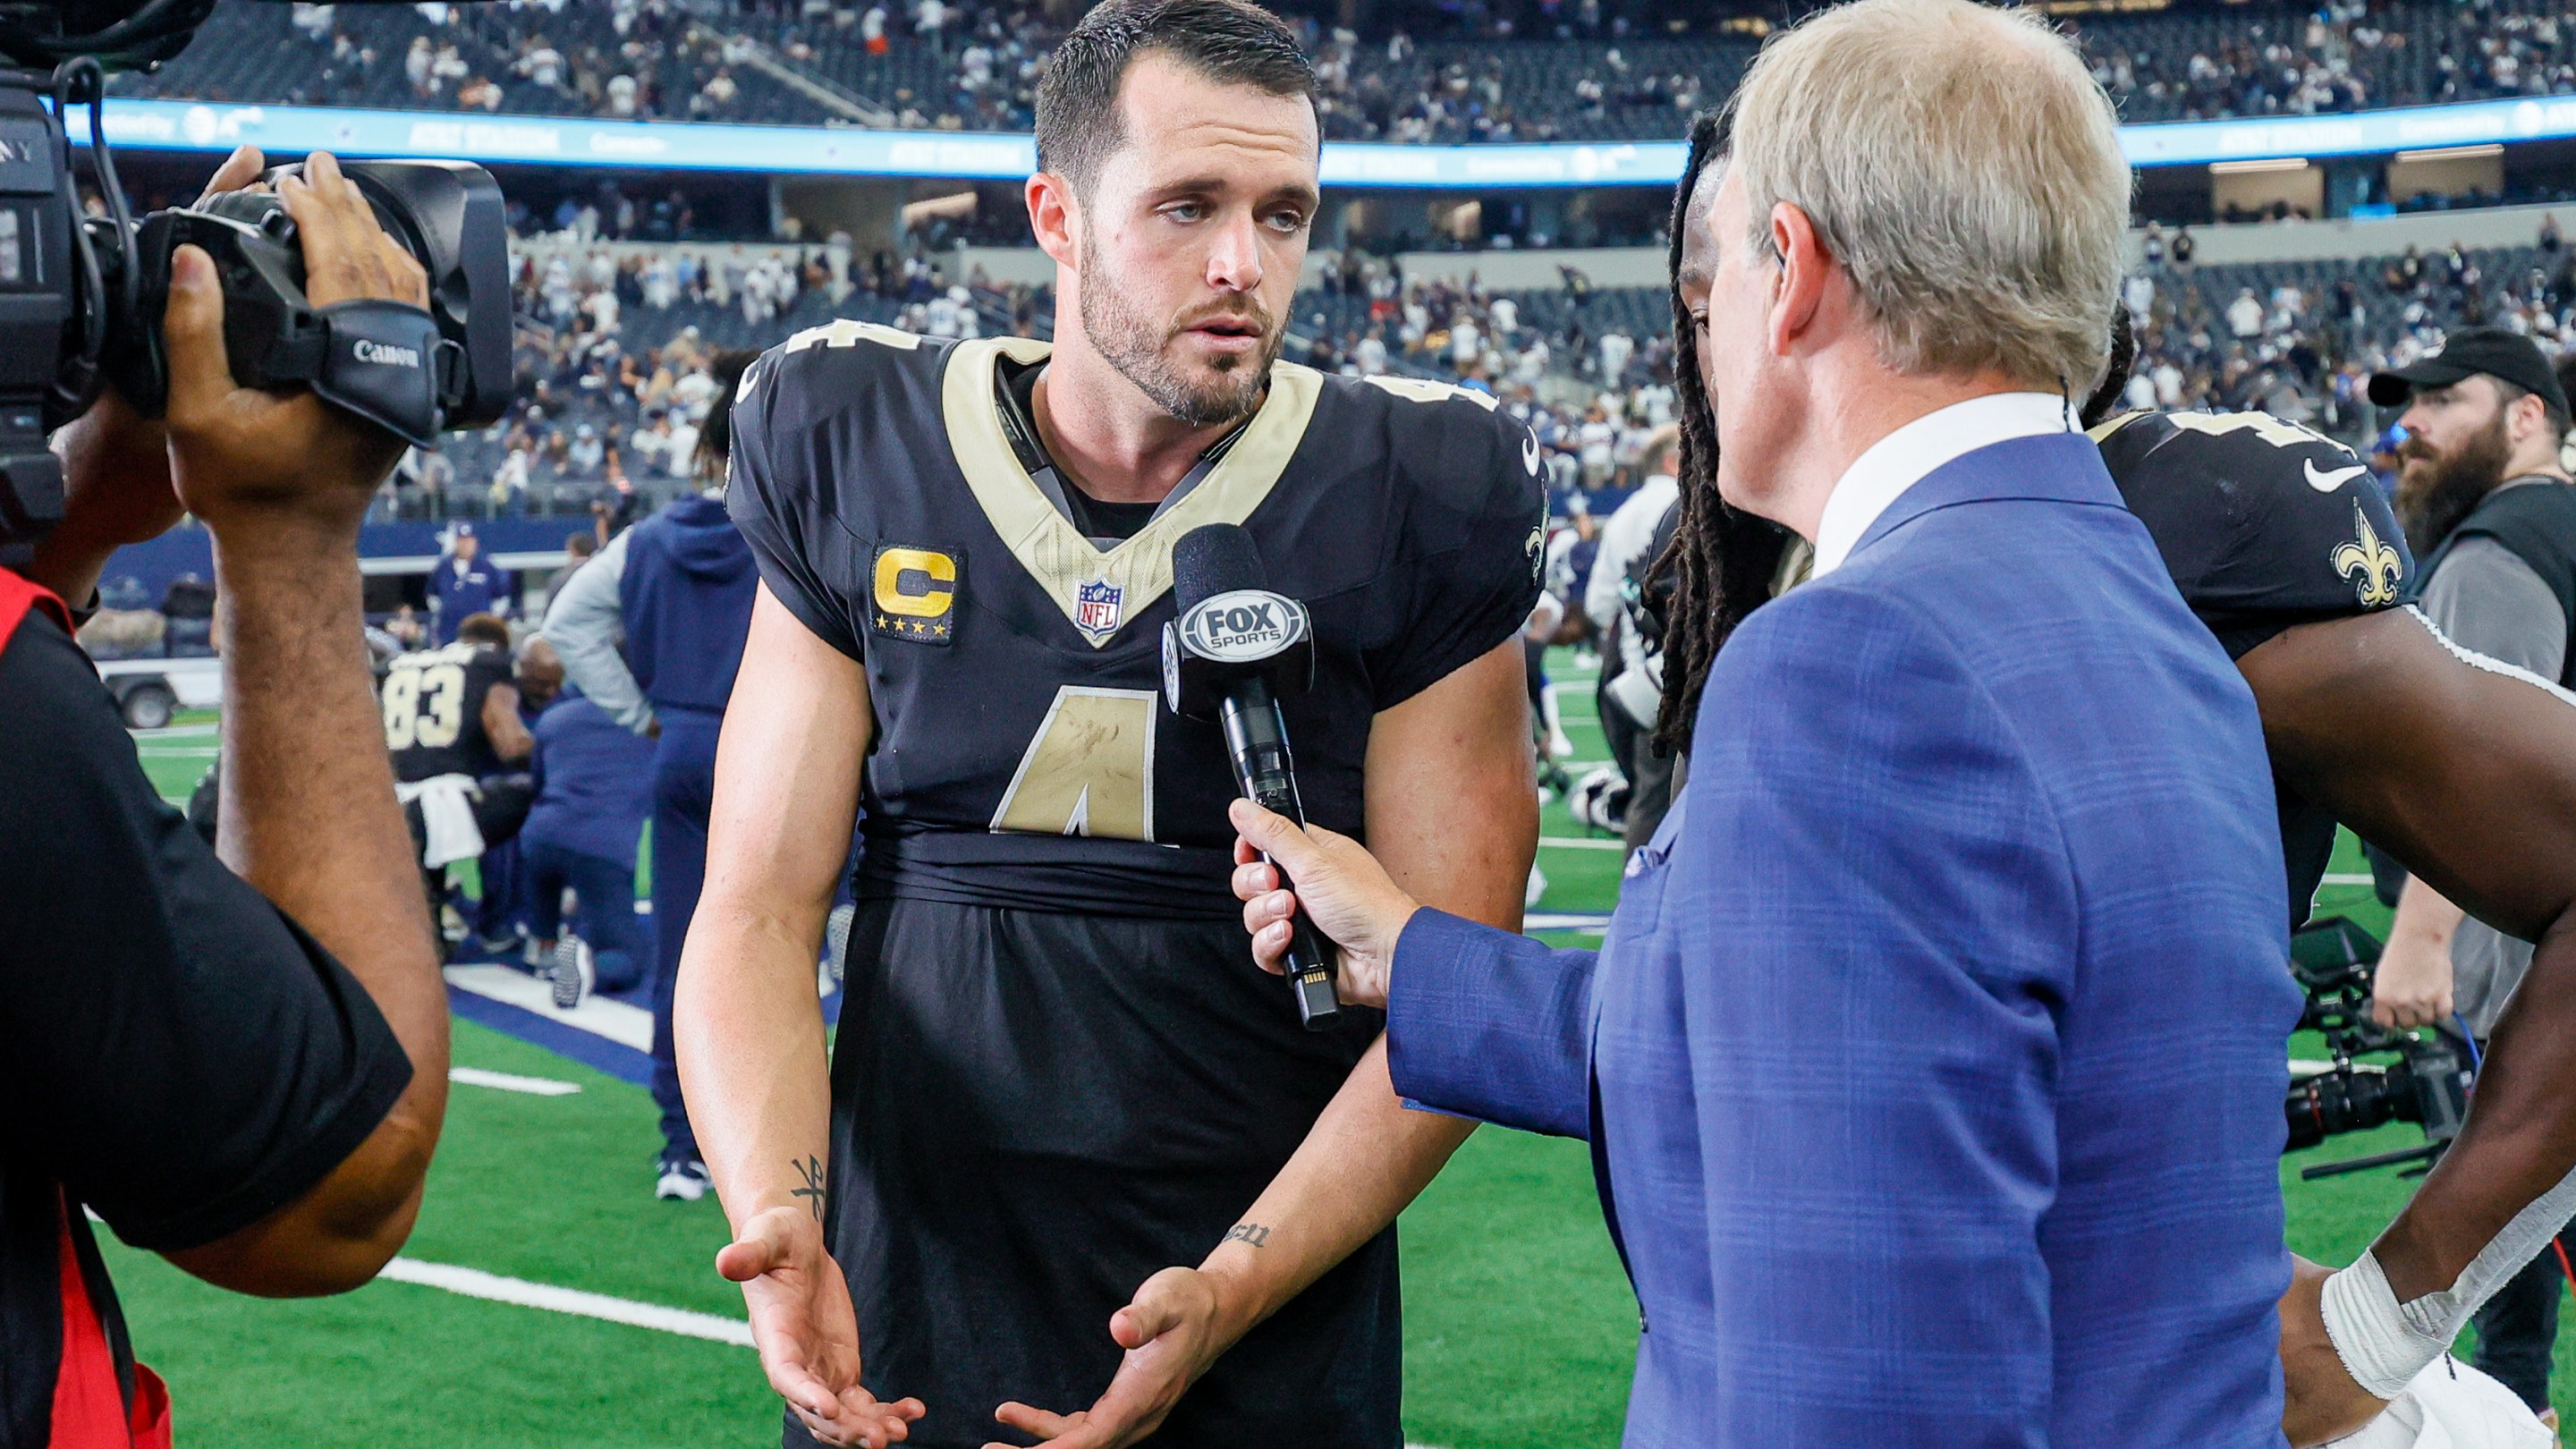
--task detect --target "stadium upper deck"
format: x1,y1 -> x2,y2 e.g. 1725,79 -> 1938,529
114,0 -> 2576,140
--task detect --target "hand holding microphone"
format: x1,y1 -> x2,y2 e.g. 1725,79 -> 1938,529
1227,799 -> 1415,1013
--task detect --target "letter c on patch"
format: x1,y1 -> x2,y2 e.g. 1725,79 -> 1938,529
873,547 -> 957,619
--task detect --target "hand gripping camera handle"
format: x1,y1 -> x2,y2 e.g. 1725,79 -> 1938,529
1218,681 -> 1342,1032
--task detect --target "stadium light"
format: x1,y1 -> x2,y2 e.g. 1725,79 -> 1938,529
2392,144 -> 2507,164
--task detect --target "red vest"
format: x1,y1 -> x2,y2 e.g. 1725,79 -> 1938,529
0,566 -> 172,1449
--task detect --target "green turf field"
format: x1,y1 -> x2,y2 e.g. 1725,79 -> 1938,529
109,658 -> 2576,1445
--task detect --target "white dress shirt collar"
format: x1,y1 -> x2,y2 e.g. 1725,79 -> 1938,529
1809,391 -> 2072,578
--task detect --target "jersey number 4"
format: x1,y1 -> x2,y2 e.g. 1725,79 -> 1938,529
383,664 -> 468,751
989,686 -> 1157,841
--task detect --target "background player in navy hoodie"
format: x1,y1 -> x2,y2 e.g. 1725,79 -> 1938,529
544,350 -> 760,1200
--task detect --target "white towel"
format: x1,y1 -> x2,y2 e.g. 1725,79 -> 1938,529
394,774 -> 487,869
2325,1358 -> 2555,1449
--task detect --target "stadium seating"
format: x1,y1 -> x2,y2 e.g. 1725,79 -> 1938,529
120,1 -> 817,125
117,1 -> 2576,140
428,217 -> 2574,529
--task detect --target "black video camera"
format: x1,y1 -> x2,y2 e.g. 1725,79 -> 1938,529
0,2 -> 513,565
2284,916 -> 2476,1181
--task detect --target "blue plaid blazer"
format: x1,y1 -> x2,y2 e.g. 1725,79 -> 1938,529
1389,433 -> 2301,1448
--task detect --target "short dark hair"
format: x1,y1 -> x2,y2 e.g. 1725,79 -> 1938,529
1034,0 -> 1316,199
456,613 -> 512,648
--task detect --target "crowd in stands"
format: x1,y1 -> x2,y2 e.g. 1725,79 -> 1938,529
391,233 -> 1056,521
2108,218 -> 2576,460
363,199 -> 2576,532
114,1 -> 2576,140
129,0 -> 809,123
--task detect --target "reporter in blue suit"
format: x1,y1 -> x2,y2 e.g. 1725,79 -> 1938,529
1232,4 -> 2299,1445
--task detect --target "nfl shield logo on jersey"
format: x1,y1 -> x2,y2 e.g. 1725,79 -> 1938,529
1075,579 -> 1124,637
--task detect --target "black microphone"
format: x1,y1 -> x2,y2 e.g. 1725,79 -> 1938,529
1164,523 -> 1341,1031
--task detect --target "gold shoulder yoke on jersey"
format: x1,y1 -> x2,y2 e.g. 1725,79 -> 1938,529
939,336 -> 1322,648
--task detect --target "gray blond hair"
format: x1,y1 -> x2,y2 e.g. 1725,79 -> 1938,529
1723,0 -> 2129,394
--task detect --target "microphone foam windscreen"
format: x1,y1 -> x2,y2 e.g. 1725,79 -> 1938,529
1172,522 -> 1267,611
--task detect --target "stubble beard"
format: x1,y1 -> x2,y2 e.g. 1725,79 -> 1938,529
1079,234 -> 1280,428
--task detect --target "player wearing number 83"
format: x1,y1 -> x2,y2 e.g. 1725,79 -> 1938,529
675,4 -> 1544,1446
380,611 -> 534,902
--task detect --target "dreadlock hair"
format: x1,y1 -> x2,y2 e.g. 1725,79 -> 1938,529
1648,109 -> 1791,758
2079,305 -> 2140,432
693,347 -> 760,488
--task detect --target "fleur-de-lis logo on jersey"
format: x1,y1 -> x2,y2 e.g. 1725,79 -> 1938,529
2332,504 -> 2404,609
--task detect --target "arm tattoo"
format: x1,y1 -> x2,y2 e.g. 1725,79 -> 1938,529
791,1154 -> 826,1222
1222,1222 -> 1271,1249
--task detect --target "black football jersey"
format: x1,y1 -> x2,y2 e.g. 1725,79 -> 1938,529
727,323 -> 1545,918
2093,409 -> 2411,657
381,640 -> 513,784
2093,408 -> 2413,924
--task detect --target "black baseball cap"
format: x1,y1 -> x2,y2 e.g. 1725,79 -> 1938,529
2368,326 -> 2571,415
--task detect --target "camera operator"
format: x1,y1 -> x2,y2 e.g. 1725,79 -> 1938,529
0,148 -> 446,1446
2360,332 -> 2576,1428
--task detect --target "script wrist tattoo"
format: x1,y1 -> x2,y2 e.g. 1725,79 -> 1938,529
1222,1222 -> 1271,1249
791,1154 -> 826,1223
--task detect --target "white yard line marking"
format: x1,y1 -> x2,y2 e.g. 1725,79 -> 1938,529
129,723 -> 217,740
377,1258 -> 751,1347
445,964 -> 655,1052
1540,836 -> 1624,851
2320,873 -> 2376,886
1526,911 -> 1613,932
450,1066 -> 580,1096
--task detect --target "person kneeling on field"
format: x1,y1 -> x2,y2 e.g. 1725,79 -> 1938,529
515,636 -> 657,1008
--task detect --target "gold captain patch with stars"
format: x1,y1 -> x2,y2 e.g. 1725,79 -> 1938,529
870,544 -> 961,644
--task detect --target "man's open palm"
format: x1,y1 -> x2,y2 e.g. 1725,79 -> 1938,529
985,1267 -> 1224,1449
719,1206 -> 924,1448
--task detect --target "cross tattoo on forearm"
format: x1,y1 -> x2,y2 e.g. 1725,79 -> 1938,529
791,1155 -> 826,1222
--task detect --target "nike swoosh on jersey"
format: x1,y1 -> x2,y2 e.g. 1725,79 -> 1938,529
2305,459 -> 2369,492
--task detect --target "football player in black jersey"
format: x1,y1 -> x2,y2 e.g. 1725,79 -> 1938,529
384,610 -> 534,925
1663,112 -> 2576,1445
382,611 -> 530,786
675,4 -> 1540,1446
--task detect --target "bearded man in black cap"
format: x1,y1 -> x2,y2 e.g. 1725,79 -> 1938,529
2367,324 -> 2576,1426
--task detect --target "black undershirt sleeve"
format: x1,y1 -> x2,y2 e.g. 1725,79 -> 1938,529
0,614 -> 413,1251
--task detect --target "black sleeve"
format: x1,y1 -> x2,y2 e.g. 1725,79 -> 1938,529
2096,409 -> 2412,659
0,616 -> 414,1251
1367,399 -> 1548,709
463,647 -> 513,750
726,346 -> 867,661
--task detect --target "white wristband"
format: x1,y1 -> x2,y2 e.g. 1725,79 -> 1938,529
2322,1165 -> 2576,1401
2321,1250 -> 2447,1400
